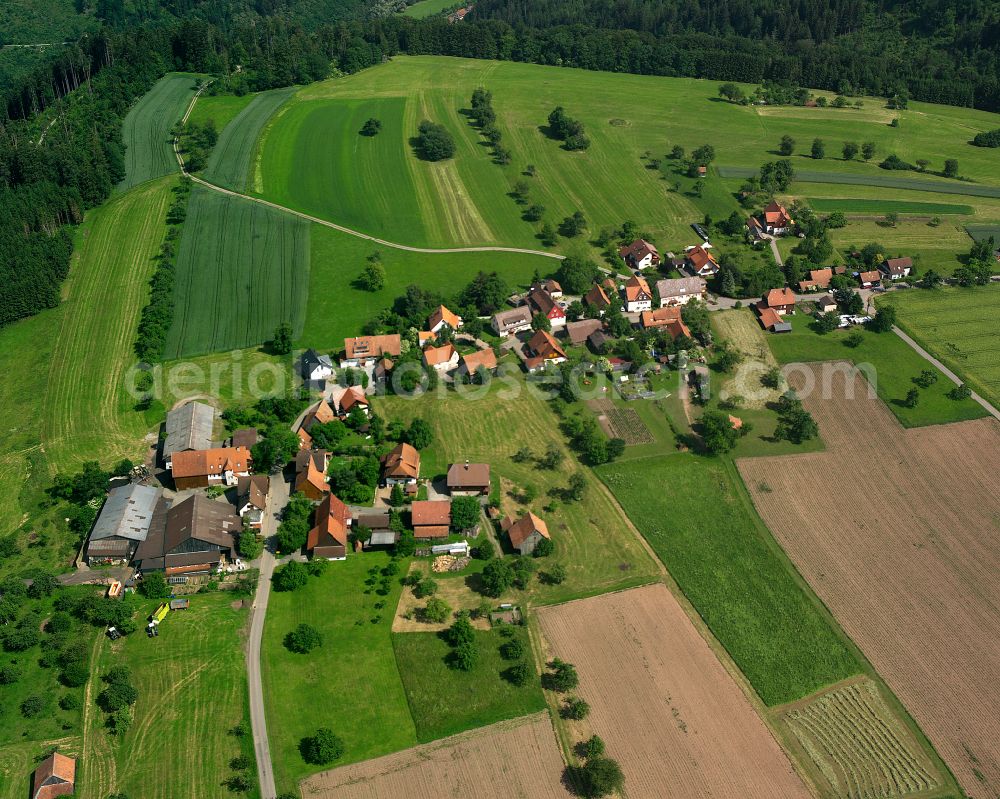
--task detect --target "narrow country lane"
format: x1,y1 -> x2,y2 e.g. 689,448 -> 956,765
247,472 -> 289,799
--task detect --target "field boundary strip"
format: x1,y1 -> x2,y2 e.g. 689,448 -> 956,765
718,165 -> 1000,199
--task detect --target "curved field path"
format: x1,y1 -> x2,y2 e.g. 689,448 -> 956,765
187,172 -> 566,259
739,364 -> 1000,796
175,85 -> 564,261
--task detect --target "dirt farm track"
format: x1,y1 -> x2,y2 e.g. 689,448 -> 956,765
738,363 -> 1000,797
536,584 -> 812,799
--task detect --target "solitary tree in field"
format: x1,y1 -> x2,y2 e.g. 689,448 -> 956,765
360,118 -> 382,136
545,658 -> 579,692
583,735 -> 606,759
718,83 -> 745,103
523,203 -> 545,222
423,596 -> 451,623
842,141 -> 859,160
811,138 -> 825,159
700,411 -> 739,454
562,696 -> 591,720
903,388 -> 920,408
271,322 -> 293,355
944,158 -> 959,178
285,623 -> 322,653
861,141 -> 876,160
577,756 -> 626,798
504,661 -> 532,686
360,256 -> 386,291
300,728 -> 345,764
778,134 -> 795,156
539,222 -> 558,246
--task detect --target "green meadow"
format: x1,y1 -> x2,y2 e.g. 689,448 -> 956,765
807,198 -> 973,215
302,224 -> 553,348
402,0 -> 458,17
118,73 -> 201,191
249,56 -> 1000,258
392,627 -> 545,742
879,285 -> 1000,411
187,93 -> 255,134
261,553 -> 418,794
164,188 -> 311,359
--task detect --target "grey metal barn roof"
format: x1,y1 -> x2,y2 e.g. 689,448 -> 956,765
90,484 -> 163,542
163,401 -> 218,457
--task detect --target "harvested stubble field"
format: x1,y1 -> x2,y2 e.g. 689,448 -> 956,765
588,399 -> 654,444
780,678 -> 944,799
164,187 -> 310,358
536,584 -> 812,799
738,364 -> 1000,797
301,713 -> 573,799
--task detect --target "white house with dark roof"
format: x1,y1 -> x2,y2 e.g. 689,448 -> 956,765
302,349 -> 335,383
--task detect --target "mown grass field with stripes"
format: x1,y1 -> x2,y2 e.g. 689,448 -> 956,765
203,87 -> 296,192
256,57 -> 706,250
880,284 -> 1000,411
164,188 -> 311,359
250,56 -> 1000,257
118,73 -> 200,191
77,595 -> 254,799
41,177 -> 175,469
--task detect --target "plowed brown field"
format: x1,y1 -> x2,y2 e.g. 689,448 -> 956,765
300,713 -> 572,798
739,363 -> 1000,797
536,584 -> 812,799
